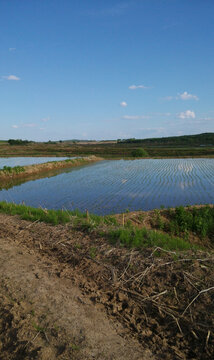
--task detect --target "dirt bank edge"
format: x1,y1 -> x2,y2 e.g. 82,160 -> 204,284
0,156 -> 103,182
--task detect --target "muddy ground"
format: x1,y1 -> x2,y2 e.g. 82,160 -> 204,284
0,214 -> 213,359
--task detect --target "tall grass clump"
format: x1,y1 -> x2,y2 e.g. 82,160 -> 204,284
167,205 -> 214,240
108,226 -> 194,251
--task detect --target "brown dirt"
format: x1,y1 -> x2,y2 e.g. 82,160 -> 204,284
0,214 -> 213,360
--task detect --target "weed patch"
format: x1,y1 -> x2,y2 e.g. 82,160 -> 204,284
108,226 -> 196,251
0,165 -> 25,174
165,206 -> 214,241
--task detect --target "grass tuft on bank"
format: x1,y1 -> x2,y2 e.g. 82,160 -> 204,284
108,226 -> 195,251
166,205 -> 214,240
0,201 -> 116,227
149,206 -> 214,242
0,165 -> 25,174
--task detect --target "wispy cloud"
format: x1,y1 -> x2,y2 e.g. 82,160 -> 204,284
178,91 -> 199,101
129,84 -> 150,90
9,48 -> 16,52
163,96 -> 174,101
41,116 -> 50,122
12,120 -> 49,131
120,101 -> 127,107
163,91 -> 199,101
2,75 -> 20,81
178,110 -> 196,119
150,112 -> 171,117
140,127 -> 165,133
24,123 -> 37,128
200,117 -> 214,121
11,123 -> 37,129
122,115 -> 151,120
192,117 -> 214,124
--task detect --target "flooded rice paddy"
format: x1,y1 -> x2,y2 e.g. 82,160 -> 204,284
0,158 -> 213,215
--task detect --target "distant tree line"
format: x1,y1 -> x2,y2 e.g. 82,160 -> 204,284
8,139 -> 33,145
117,133 -> 214,147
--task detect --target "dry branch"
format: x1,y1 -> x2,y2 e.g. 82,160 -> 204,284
182,286 -> 214,316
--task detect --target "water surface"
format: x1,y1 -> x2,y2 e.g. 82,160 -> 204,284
0,158 -> 213,215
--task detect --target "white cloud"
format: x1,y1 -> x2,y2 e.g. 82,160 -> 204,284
12,123 -> 36,129
120,101 -> 127,107
2,75 -> 20,81
9,48 -> 16,52
163,91 -> 199,101
178,91 -> 199,101
129,84 -> 149,90
122,115 -> 151,120
178,110 -> 196,119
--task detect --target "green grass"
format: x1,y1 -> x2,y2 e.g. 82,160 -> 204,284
0,201 -> 117,227
108,226 -> 195,251
165,206 -> 214,241
0,201 -> 205,251
0,165 -> 25,174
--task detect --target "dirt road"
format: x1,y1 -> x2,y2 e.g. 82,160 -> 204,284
0,214 -> 153,360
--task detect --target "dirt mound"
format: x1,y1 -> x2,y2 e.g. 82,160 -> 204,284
0,214 -> 213,359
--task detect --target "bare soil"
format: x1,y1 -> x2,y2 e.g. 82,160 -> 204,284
0,214 -> 213,359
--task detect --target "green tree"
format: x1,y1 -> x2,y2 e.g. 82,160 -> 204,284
131,148 -> 148,157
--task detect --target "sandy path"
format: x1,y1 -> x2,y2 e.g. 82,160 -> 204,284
0,221 -> 153,359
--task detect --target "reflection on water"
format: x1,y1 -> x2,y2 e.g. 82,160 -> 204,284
177,163 -> 194,173
0,158 -> 213,215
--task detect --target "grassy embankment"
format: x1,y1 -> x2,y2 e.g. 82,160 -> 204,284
0,156 -> 102,181
0,201 -> 213,251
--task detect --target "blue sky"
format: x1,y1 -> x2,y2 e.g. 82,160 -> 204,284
1,0 -> 214,141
